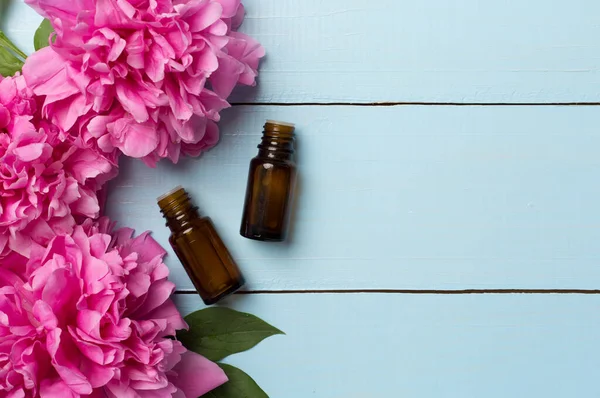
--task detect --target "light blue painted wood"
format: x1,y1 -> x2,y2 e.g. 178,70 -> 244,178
4,2 -> 600,398
4,0 -> 600,103
4,2 -> 600,397
174,293 -> 600,398
107,105 -> 600,291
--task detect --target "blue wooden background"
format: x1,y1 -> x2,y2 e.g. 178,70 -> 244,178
4,1 -> 600,396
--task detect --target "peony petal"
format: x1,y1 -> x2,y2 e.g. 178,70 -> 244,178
64,148 -> 114,184
0,75 -> 17,103
22,47 -> 71,93
70,187 -> 101,218
94,0 -> 136,26
10,117 -> 38,141
0,104 -> 10,129
231,2 -> 245,28
80,356 -> 116,388
120,232 -> 166,263
105,379 -> 141,398
33,300 -> 58,330
116,81 -> 149,123
113,117 -> 158,158
227,32 -> 265,85
46,329 -> 93,395
49,94 -> 92,131
215,0 -> 241,18
40,379 -> 80,398
12,143 -> 47,162
86,110 -> 125,138
144,299 -> 187,336
145,43 -> 168,83
24,0 -> 79,20
9,232 -> 34,258
186,1 -> 223,32
209,54 -> 244,98
42,268 -> 80,320
171,351 -> 228,397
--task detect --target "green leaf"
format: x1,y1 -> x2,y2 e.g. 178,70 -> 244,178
0,46 -> 23,77
177,307 -> 284,362
203,364 -> 268,398
0,31 -> 27,60
0,31 -> 26,76
34,19 -> 54,51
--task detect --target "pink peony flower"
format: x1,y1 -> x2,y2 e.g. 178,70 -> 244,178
23,0 -> 265,167
0,218 -> 227,397
0,75 -> 116,259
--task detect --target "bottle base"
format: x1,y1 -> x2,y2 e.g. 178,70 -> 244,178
240,230 -> 285,242
202,279 -> 245,306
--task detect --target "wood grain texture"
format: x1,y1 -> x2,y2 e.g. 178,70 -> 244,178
4,0 -> 600,103
4,2 -> 600,397
106,105 -> 600,291
174,293 -> 600,398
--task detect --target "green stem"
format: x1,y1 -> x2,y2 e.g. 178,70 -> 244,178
0,31 -> 27,60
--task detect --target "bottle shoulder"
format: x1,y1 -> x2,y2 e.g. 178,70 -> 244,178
169,217 -> 213,238
251,156 -> 296,168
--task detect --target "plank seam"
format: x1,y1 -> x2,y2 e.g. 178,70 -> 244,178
232,102 -> 600,107
175,289 -> 600,295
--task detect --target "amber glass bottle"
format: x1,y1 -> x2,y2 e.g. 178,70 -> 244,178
240,120 -> 297,242
158,187 -> 245,305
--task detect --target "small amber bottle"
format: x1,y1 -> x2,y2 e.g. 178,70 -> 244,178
158,187 -> 245,305
240,120 -> 297,242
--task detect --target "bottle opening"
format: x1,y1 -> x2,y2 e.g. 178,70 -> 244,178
157,185 -> 185,202
266,120 -> 295,128
264,120 -> 295,139
157,186 -> 190,215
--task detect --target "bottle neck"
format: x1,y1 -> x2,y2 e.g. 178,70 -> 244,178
158,188 -> 201,233
257,121 -> 295,161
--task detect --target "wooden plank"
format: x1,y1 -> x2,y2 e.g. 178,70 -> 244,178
4,0 -> 600,103
106,105 -> 600,291
174,293 -> 600,397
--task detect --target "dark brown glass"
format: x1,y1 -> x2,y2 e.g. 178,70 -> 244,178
240,120 -> 297,242
158,187 -> 244,305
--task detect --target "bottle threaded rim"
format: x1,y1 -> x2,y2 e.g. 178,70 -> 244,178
157,185 -> 184,202
266,120 -> 295,128
157,186 -> 189,214
264,120 -> 295,136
